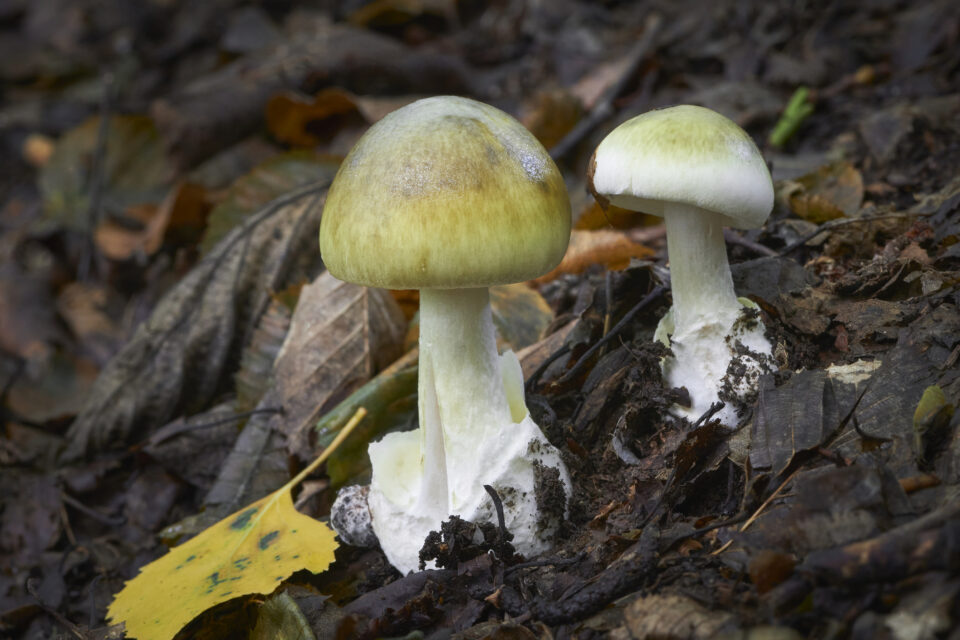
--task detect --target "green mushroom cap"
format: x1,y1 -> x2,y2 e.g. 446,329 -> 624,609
319,96 -> 571,289
589,105 -> 774,229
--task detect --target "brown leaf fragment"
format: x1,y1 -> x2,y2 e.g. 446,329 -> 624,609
0,472 -> 61,567
533,229 -> 655,285
621,593 -> 738,639
143,401 -> 241,492
749,550 -> 796,595
783,162 -> 864,224
61,183 -> 328,461
203,389 -> 291,516
750,371 -> 834,474
266,88 -> 366,148
801,519 -> 960,585
521,88 -> 582,150
272,272 -> 405,459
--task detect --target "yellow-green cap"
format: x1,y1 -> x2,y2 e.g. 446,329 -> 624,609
588,105 -> 774,229
319,96 -> 571,289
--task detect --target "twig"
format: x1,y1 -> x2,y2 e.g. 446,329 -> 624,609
79,72 -> 115,282
777,211 -> 934,256
724,229 -> 778,257
549,13 -> 662,160
525,342 -> 571,392
711,468 -> 801,555
26,578 -> 86,640
554,286 -> 665,385
483,484 -> 511,562
505,552 -> 585,576
143,406 -> 284,448
60,491 -> 126,527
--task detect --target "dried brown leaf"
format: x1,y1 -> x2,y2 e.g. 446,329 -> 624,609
784,162 -> 864,224
266,89 -> 365,148
533,229 -> 656,284
273,272 -> 406,459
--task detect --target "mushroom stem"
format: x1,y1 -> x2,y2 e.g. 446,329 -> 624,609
418,287 -> 512,509
663,202 -> 742,337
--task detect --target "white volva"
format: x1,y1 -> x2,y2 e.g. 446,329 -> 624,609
368,288 -> 569,574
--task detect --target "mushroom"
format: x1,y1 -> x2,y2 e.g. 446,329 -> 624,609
588,105 -> 776,426
320,96 -> 572,574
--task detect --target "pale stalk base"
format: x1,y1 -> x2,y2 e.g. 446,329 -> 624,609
657,204 -> 774,426
366,288 -> 570,575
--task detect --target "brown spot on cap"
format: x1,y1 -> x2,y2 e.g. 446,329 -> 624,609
586,151 -> 609,209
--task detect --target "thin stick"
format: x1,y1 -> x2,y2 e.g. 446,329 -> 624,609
554,286 -> 665,385
289,407 -> 366,488
79,72 -> 114,282
712,468 -> 800,555
549,13 -> 662,160
777,211 -> 933,256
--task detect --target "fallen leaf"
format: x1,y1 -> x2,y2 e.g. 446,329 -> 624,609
784,162 -> 864,224
234,289 -> 299,412
107,409 -> 365,640
489,284 -> 554,352
317,349 -> 419,488
521,88 -> 582,150
62,182 -> 328,461
266,89 -> 366,148
201,151 -> 340,254
575,200 -> 658,230
38,115 -> 171,230
272,273 -> 406,459
94,203 -> 165,260
251,592 -> 316,640
533,229 -> 656,284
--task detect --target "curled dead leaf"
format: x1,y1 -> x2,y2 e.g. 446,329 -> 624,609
533,229 -> 656,284
782,162 -> 864,224
266,89 -> 365,148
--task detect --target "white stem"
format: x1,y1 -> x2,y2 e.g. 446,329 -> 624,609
417,288 -> 512,508
663,203 -> 742,336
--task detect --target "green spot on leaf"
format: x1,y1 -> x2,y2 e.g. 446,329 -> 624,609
231,508 -> 258,530
259,531 -> 279,550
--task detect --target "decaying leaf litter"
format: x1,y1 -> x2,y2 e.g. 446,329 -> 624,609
1,0 -> 959,638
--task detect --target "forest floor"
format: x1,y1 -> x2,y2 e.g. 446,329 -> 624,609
1,1 -> 960,639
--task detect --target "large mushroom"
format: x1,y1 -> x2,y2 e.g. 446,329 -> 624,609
320,96 -> 572,575
588,105 -> 776,426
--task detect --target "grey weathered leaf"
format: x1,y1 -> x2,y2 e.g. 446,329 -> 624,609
61,182 -> 328,461
272,272 -> 405,459
203,273 -> 404,515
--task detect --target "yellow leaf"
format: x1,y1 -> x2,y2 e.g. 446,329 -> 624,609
107,409 -> 367,640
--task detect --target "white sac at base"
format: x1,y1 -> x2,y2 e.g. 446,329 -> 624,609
366,416 -> 570,576
655,300 -> 774,427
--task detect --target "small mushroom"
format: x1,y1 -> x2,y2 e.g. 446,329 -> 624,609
320,96 -> 572,574
588,105 -> 776,425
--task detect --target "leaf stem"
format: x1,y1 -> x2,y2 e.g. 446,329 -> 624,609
288,407 -> 366,490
